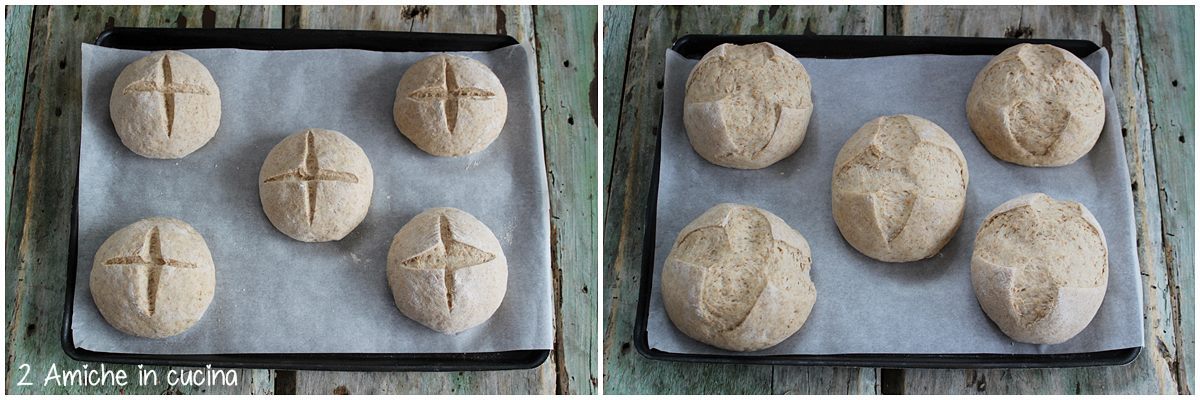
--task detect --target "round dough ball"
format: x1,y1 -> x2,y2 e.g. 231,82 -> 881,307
90,217 -> 215,338
832,114 -> 969,262
971,193 -> 1109,344
661,203 -> 816,352
393,54 -> 508,157
259,128 -> 374,242
966,44 -> 1105,167
683,42 -> 814,169
387,207 -> 508,334
109,50 -> 221,159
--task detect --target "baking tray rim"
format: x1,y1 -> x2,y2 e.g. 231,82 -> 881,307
670,33 -> 1102,59
61,27 -> 549,372
634,33 -> 1142,369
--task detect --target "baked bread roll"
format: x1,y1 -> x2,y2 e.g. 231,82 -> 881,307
971,193 -> 1109,344
832,114 -> 969,262
387,207 -> 507,334
661,203 -> 816,352
966,44 -> 1105,167
259,128 -> 374,242
393,54 -> 508,157
109,50 -> 220,159
683,42 -> 813,169
90,217 -> 215,338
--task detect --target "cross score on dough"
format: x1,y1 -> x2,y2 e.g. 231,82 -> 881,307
675,209 -> 806,330
101,226 -> 200,316
262,130 -> 361,225
121,53 -> 211,137
407,58 -> 497,134
399,214 -> 497,311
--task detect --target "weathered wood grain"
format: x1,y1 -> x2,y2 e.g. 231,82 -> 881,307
4,5 -> 32,227
228,5 -> 282,30
885,6 -> 1023,37
3,5 -> 279,395
1136,5 -> 1195,394
890,5 -> 1180,394
533,5 -> 599,395
601,6 -> 633,195
602,5 -> 883,394
4,4 -> 34,357
773,367 -> 879,395
284,6 -> 576,395
288,5 -> 535,42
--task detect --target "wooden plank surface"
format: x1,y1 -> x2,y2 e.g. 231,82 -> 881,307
601,5 -> 883,395
601,5 -> 633,195
282,5 -> 593,395
4,5 -> 279,394
4,5 -> 32,226
887,5 -> 1184,394
4,3 -> 34,361
1136,5 -> 1195,394
533,5 -> 600,395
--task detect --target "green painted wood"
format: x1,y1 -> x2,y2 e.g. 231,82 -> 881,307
284,6 -> 566,395
287,5 -> 536,41
602,5 -> 883,395
533,5 -> 599,395
4,4 -> 34,355
890,5 -> 1181,394
5,5 -> 32,231
4,5 -> 279,395
601,6 -> 633,196
1137,5 -> 1195,395
230,5 -> 283,30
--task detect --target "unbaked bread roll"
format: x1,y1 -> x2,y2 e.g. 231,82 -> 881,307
90,217 -> 215,338
971,193 -> 1109,344
683,42 -> 813,169
393,54 -> 508,157
109,50 -> 220,159
661,203 -> 816,352
259,128 -> 374,242
832,114 -> 969,262
966,44 -> 1105,167
387,207 -> 508,334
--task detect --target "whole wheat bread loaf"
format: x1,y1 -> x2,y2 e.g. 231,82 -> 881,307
661,203 -> 816,352
971,193 -> 1109,344
683,42 -> 813,170
966,44 -> 1105,167
832,114 -> 969,262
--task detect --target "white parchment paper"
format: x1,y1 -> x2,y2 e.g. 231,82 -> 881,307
74,43 -> 554,354
648,48 -> 1144,355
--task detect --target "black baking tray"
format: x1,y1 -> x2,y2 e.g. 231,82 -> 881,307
634,34 -> 1141,368
62,28 -> 547,372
